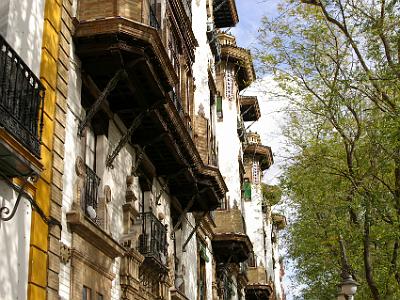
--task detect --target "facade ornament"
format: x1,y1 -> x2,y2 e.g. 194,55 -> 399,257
60,243 -> 71,264
104,185 -> 112,203
125,175 -> 137,202
158,212 -> 165,221
75,156 -> 85,177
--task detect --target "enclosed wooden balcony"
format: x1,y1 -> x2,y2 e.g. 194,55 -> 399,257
212,208 -> 252,263
240,96 -> 261,122
218,33 -> 256,90
245,266 -> 273,300
0,35 -> 44,178
272,213 -> 287,230
213,0 -> 239,28
244,144 -> 274,171
74,0 -> 224,212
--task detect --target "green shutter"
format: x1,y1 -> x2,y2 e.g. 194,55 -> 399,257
199,243 -> 210,262
243,181 -> 252,201
216,96 -> 223,118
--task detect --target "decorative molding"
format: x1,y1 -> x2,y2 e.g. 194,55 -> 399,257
104,185 -> 112,203
60,243 -> 71,264
75,155 -> 85,176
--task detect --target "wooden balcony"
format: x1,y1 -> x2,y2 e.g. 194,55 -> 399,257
74,0 -> 225,212
213,0 -> 239,28
244,143 -> 274,171
272,213 -> 287,230
245,267 -> 273,300
240,96 -> 261,122
218,33 -> 256,90
212,208 -> 252,263
0,35 -> 44,178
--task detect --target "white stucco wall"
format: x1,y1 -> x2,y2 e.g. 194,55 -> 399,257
216,92 -> 242,209
1,0 -> 45,76
192,0 -> 214,119
0,183 -> 31,300
179,214 -> 198,300
243,187 -> 266,267
0,1 -> 45,299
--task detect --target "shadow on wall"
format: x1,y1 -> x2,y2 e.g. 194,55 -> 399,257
3,0 -> 45,76
0,182 -> 31,300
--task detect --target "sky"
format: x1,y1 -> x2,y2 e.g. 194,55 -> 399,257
231,2 -> 301,299
231,0 -> 286,186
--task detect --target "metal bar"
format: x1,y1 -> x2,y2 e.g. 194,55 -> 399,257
214,0 -> 228,13
106,110 -> 147,168
154,167 -> 190,205
170,196 -> 196,238
170,185 -> 209,238
182,211 -> 207,251
78,69 -> 125,137
0,174 -> 29,221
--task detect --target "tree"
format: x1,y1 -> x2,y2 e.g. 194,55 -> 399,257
257,0 -> 400,299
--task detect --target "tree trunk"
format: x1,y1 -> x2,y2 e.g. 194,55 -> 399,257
363,199 -> 381,300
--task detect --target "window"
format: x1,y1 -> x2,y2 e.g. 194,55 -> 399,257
216,95 -> 223,119
243,179 -> 251,201
225,66 -> 234,101
252,161 -> 259,184
96,292 -> 104,300
82,286 -> 92,300
81,127 -> 101,223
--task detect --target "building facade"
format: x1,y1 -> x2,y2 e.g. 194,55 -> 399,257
0,0 -> 286,300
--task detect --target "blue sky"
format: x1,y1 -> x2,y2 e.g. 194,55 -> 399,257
232,2 -> 302,299
232,0 -> 279,49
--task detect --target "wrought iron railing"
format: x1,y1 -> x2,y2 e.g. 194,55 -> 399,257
217,265 -> 235,300
138,211 -> 168,266
81,164 -> 101,223
0,35 -> 45,158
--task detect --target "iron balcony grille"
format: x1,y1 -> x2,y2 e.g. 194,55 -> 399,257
217,266 -> 235,300
81,164 -> 101,224
0,35 -> 45,158
138,211 -> 168,266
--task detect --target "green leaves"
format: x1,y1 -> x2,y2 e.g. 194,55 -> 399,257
257,0 -> 400,298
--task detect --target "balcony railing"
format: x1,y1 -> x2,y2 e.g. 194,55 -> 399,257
81,164 -> 101,224
139,211 -> 168,267
217,265 -> 235,300
0,35 -> 45,158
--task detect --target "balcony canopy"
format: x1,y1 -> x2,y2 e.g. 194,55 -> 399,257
213,0 -> 239,28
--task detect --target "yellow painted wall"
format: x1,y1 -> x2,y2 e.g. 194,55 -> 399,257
28,0 -> 63,298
